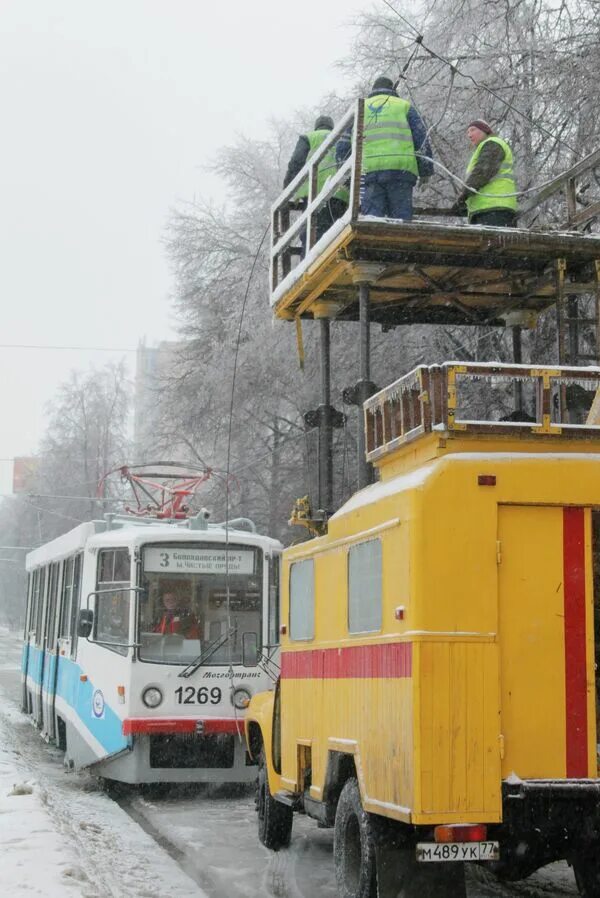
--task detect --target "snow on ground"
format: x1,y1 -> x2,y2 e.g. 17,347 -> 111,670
0,630 -> 582,897
0,631 -> 207,898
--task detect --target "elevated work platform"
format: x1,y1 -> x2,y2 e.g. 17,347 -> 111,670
272,217 -> 600,327
271,100 -> 600,329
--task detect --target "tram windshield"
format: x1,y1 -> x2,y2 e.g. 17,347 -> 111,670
139,543 -> 262,665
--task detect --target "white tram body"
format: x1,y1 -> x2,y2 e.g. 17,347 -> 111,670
21,515 -> 281,783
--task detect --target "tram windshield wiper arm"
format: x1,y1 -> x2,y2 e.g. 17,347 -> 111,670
177,627 -> 236,679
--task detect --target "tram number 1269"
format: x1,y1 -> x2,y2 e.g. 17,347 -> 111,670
174,686 -> 222,705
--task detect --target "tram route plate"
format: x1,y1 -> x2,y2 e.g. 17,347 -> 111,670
416,841 -> 499,862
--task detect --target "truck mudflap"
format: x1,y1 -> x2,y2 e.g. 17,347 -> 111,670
492,778 -> 600,881
375,845 -> 466,898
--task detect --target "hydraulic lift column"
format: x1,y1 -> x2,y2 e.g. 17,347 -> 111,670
343,265 -> 383,490
303,303 -> 344,517
357,281 -> 374,489
319,316 -> 333,512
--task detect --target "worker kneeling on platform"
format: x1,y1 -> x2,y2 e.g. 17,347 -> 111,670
338,75 -> 433,221
452,119 -> 518,226
284,114 -> 348,252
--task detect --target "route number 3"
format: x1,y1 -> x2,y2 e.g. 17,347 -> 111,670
174,686 -> 221,705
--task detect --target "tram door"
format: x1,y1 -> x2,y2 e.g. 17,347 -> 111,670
41,562 -> 61,741
498,506 -> 596,781
31,567 -> 48,727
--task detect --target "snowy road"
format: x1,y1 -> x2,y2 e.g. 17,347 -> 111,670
0,630 -> 581,897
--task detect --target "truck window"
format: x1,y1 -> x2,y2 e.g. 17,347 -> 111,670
348,539 -> 382,634
268,553 -> 280,647
289,559 -> 314,640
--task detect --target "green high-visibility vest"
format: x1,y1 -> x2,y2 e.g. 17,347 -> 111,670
362,94 -> 418,176
295,130 -> 349,203
465,136 -> 517,219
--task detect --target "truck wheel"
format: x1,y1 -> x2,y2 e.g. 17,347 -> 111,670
574,851 -> 600,897
334,778 -> 377,898
257,751 -> 293,850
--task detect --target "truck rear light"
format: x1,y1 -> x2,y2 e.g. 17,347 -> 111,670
478,474 -> 496,486
434,824 -> 487,843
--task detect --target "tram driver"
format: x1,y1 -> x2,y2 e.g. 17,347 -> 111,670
153,590 -> 201,639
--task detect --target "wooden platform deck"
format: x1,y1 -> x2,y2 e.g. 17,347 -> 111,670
271,217 -> 600,328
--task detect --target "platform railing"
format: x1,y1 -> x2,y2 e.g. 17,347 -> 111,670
519,146 -> 600,229
270,101 -> 362,300
365,362 -> 600,462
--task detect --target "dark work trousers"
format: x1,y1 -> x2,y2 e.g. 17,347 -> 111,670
470,208 -> 517,227
301,197 -> 347,255
361,170 -> 414,220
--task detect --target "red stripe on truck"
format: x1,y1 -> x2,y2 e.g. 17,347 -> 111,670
281,642 -> 412,679
563,507 -> 588,778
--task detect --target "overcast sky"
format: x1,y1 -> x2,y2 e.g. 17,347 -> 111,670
0,0 -> 367,494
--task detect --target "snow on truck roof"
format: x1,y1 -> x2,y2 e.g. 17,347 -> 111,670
332,451 -> 600,518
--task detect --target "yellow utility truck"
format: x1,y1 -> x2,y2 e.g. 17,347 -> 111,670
246,362 -> 600,898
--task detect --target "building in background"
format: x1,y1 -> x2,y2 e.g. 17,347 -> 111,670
134,340 -> 182,461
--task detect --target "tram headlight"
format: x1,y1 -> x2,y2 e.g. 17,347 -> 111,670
142,686 -> 163,709
231,687 -> 252,710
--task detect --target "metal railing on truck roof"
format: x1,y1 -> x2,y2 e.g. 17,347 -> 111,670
364,362 -> 600,462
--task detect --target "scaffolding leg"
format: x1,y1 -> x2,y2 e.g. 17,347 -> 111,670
568,296 -> 579,365
318,318 -> 333,514
356,282 -> 374,490
295,317 -> 305,370
595,260 -> 600,365
556,258 -> 568,422
512,325 -> 523,412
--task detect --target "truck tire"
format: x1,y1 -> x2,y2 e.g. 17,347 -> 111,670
334,778 -> 377,898
257,751 -> 293,851
574,851 -> 600,897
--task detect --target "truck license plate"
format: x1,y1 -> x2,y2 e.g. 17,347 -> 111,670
416,841 -> 499,862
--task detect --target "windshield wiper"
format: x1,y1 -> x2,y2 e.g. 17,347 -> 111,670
178,627 -> 236,678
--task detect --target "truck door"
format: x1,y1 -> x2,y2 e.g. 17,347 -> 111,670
498,505 -> 596,780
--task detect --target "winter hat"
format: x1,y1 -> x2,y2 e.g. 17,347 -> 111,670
468,119 -> 494,135
314,115 -> 334,131
372,76 -> 395,92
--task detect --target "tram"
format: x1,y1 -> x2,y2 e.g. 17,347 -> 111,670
22,511 -> 281,784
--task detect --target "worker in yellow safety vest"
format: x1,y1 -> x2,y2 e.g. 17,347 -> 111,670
283,115 -> 348,250
336,76 -> 434,221
452,119 -> 518,227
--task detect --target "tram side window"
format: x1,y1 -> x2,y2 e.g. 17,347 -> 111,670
59,556 -> 80,639
289,559 -> 314,641
27,570 -> 38,636
69,554 -> 82,658
35,567 -> 47,646
26,571 -> 39,638
23,573 -> 32,639
95,549 -> 131,655
45,563 -> 61,648
348,539 -> 382,634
